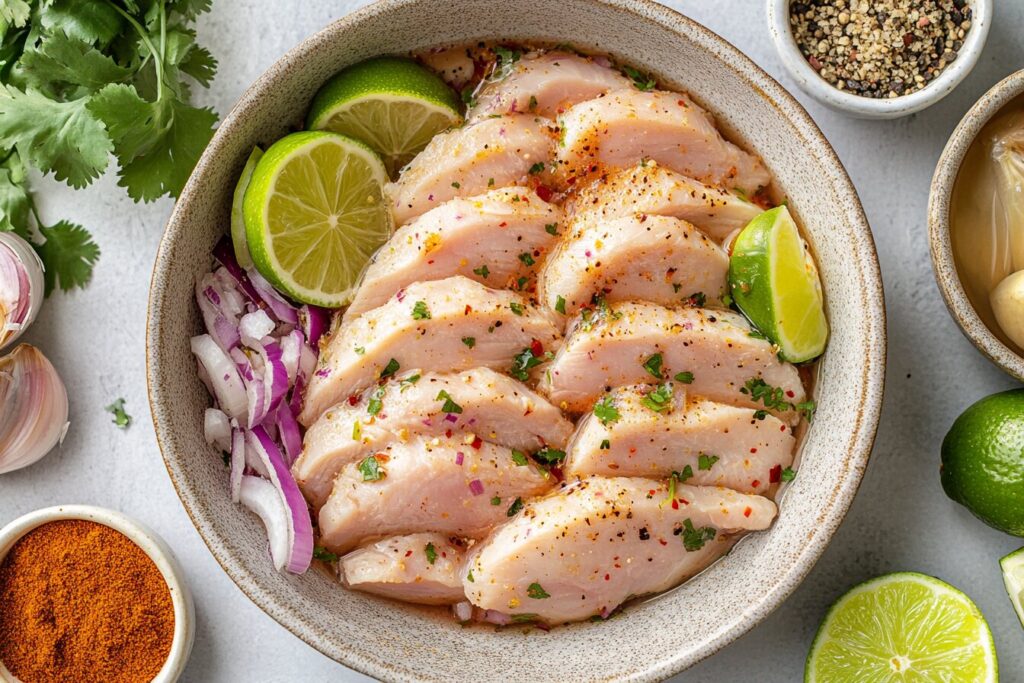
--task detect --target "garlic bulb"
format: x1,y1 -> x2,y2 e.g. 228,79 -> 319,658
0,231 -> 44,352
0,344 -> 69,474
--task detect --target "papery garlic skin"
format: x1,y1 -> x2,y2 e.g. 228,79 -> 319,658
0,344 -> 69,474
0,232 -> 45,352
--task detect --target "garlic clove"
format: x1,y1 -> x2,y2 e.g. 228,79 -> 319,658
0,344 -> 69,474
0,232 -> 45,352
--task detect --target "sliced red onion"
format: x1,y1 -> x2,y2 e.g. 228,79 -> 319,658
195,274 -> 241,352
299,304 -> 331,348
483,610 -> 512,626
276,403 -> 302,465
203,408 -> 232,452
468,479 -> 484,496
247,427 -> 314,573
239,309 -> 275,347
453,601 -> 473,622
280,329 -> 303,383
230,428 -> 245,502
245,375 -> 266,428
213,237 -> 261,302
244,437 -> 270,478
444,413 -> 459,423
259,339 -> 289,416
190,335 -> 247,422
455,451 -> 464,466
238,475 -> 292,571
249,270 -> 299,325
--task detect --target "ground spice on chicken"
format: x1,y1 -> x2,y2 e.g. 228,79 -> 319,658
790,0 -> 973,98
0,519 -> 174,683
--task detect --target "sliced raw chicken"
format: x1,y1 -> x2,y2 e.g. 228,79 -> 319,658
537,300 -> 804,421
564,384 -> 795,494
468,51 -> 630,121
295,368 -> 573,507
299,276 -> 561,425
345,187 -> 562,321
538,213 -> 728,316
556,89 -> 770,191
318,433 -> 553,553
341,533 -> 468,605
569,162 -> 762,242
387,114 -> 556,225
464,476 -> 776,623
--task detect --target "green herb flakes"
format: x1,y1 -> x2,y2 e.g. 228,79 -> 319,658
674,371 -> 694,384
781,467 -> 796,482
436,389 -> 463,414
698,453 -> 719,471
507,496 -> 524,517
412,300 -> 431,320
313,546 -> 339,563
622,65 -> 655,91
528,161 -> 545,175
473,264 -> 490,278
545,223 -> 559,236
491,496 -> 502,505
511,450 -> 529,466
681,519 -> 716,552
555,295 -> 566,315
518,252 -> 535,266
533,447 -> 566,466
509,301 -> 525,316
358,455 -> 384,482
105,398 -> 131,429
527,582 -> 550,599
380,358 -> 400,379
594,395 -> 620,425
641,383 -> 673,413
642,353 -> 664,379
425,542 -> 437,564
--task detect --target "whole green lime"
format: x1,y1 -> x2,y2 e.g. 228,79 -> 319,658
942,389 -> 1024,536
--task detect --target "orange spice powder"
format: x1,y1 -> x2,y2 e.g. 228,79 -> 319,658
0,519 -> 175,683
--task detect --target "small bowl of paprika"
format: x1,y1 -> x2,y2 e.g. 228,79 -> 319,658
0,505 -> 195,683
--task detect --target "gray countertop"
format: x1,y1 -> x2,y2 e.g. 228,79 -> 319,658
4,0 -> 1023,680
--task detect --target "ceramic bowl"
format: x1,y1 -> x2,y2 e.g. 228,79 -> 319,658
767,0 -> 991,119
146,1 -> 886,680
0,505 -> 195,683
929,69 -> 1024,379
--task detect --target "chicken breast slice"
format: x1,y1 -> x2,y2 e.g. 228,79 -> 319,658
464,476 -> 776,623
387,114 -> 556,226
556,89 -> 770,192
341,533 -> 468,605
468,51 -> 630,121
299,276 -> 561,425
569,162 -> 762,243
538,213 -> 728,317
295,368 -> 573,507
564,384 -> 795,494
345,187 -> 562,322
537,300 -> 804,422
319,434 -> 553,553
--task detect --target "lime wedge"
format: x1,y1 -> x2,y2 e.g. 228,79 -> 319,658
1001,547 -> 1024,627
806,572 -> 998,683
306,56 -> 462,176
729,205 -> 828,362
230,146 -> 263,268
243,131 -> 390,308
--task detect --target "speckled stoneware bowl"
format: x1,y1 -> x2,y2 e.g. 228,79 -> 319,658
930,70 -> 1024,380
146,1 -> 886,680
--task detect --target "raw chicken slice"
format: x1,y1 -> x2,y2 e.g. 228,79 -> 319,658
538,213 -> 728,317
299,276 -> 561,426
467,51 -> 630,121
464,476 -> 776,623
345,187 -> 562,321
556,89 -> 770,191
318,433 -> 553,553
569,162 -> 762,243
564,384 -> 795,494
537,300 -> 804,421
341,533 -> 468,605
295,368 -> 573,507
387,114 -> 556,225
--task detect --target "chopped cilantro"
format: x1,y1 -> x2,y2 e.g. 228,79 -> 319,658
412,300 -> 431,320
742,378 -> 815,421
509,301 -> 525,316
593,395 -> 620,425
781,467 -> 797,482
545,223 -> 559,236
354,346 -> 365,355
461,336 -> 476,348
510,613 -> 538,623
641,383 -> 673,413
425,542 -> 437,564
528,95 -> 538,111
367,386 -> 386,416
487,177 -> 495,187
313,546 -> 339,562
436,389 -> 463,414
451,181 -> 461,189
528,161 -> 545,175
358,455 -> 384,482
510,346 -> 543,380
507,496 -> 524,517
622,65 -> 655,91
105,398 -> 131,429
527,582 -> 550,599
491,496 -> 502,505
380,358 -> 400,379
673,465 -> 694,482
461,87 -> 476,106
555,295 -> 566,315
599,439 -> 611,450
686,292 -> 707,307
533,447 -> 566,466
674,371 -> 694,384
698,453 -> 719,471
473,264 -> 490,279
642,353 -> 664,379
681,519 -> 716,552
511,450 -> 529,466
400,373 -> 421,391
518,252 -> 536,266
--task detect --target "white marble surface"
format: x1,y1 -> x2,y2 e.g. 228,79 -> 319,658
4,0 -> 1024,680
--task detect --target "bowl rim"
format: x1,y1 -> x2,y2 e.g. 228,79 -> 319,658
146,0 -> 886,679
766,0 -> 991,119
929,68 -> 1024,380
0,505 -> 196,683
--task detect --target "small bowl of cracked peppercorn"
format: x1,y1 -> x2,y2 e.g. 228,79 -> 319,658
0,505 -> 195,683
768,0 -> 991,119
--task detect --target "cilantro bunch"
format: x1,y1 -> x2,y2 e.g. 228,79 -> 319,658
0,0 -> 219,293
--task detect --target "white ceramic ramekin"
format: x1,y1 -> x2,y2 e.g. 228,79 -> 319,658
0,505 -> 195,683
768,0 -> 991,119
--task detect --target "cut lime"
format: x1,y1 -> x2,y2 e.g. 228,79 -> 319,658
1001,547 -> 1024,627
306,56 -> 462,176
806,572 -> 997,683
243,131 -> 390,308
231,146 -> 263,269
729,205 -> 828,362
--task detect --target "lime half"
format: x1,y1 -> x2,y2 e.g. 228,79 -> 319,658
1001,547 -> 1024,627
806,572 -> 997,683
306,56 -> 462,176
243,131 -> 390,308
230,146 -> 263,268
729,205 -> 828,362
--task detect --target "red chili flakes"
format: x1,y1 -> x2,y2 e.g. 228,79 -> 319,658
464,305 -> 473,315
648,489 -> 657,497
427,259 -> 435,265
535,185 -> 554,202
470,436 -> 483,450
678,498 -> 689,505
785,390 -> 795,398
780,425 -> 787,432
751,479 -> 761,489
498,221 -> 508,228
769,464 -> 782,484
395,288 -> 406,302
565,176 -> 577,186
405,550 -> 413,557
671,500 -> 679,510
604,573 -> 610,581
445,429 -> 453,438
530,338 -> 544,357
347,395 -> 359,406
658,539 -> 667,546
750,447 -> 758,454
743,506 -> 752,518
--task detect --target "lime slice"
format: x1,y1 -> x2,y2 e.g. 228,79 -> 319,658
729,205 -> 828,362
230,146 -> 263,269
306,56 -> 462,176
243,131 -> 390,308
806,572 -> 998,683
1001,547 -> 1024,627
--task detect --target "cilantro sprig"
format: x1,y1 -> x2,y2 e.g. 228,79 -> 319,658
0,0 -> 219,293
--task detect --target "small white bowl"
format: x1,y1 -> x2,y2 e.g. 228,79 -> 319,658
0,505 -> 195,683
768,0 -> 991,119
